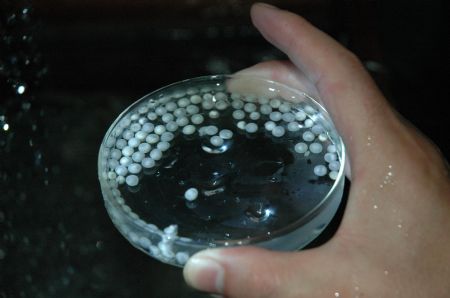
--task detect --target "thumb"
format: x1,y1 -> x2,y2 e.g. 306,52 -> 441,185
183,246 -> 341,297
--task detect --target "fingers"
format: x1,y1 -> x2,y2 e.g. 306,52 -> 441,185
250,3 -> 397,176
183,246 -> 347,298
234,60 -> 320,99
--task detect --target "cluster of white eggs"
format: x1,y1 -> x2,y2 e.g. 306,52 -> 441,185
103,86 -> 341,193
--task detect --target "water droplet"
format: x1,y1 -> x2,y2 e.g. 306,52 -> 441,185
16,84 -> 26,94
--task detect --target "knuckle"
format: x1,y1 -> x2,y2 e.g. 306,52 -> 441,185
341,49 -> 364,70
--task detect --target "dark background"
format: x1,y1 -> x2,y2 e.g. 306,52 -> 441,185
0,0 -> 448,297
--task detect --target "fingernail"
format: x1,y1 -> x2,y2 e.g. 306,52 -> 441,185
183,250 -> 225,294
255,2 -> 279,10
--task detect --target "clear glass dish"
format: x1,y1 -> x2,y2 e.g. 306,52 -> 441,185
98,75 -> 346,267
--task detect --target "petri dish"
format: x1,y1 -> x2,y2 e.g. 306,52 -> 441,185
98,75 -> 346,267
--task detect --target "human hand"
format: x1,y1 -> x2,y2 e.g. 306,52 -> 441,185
183,3 -> 450,297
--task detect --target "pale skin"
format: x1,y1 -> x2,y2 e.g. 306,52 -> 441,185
183,3 -> 450,297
